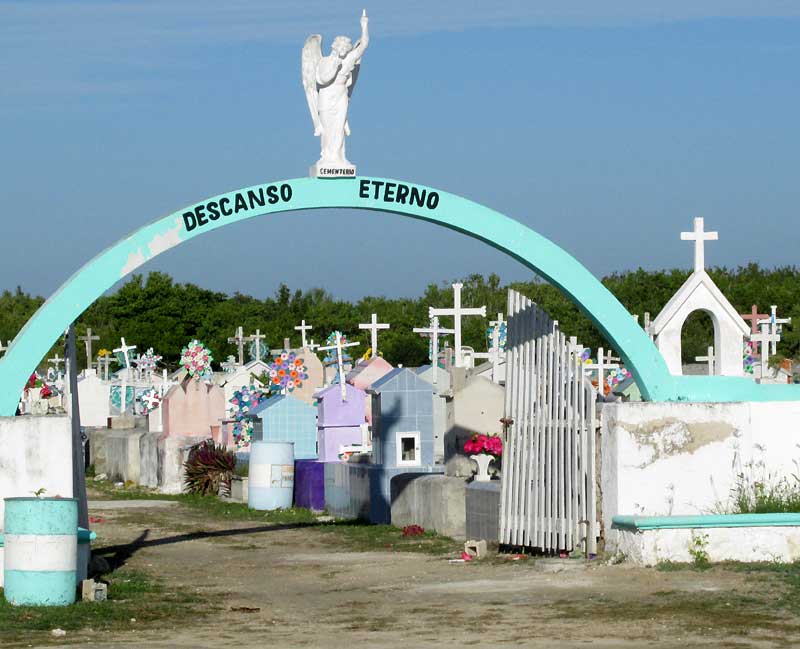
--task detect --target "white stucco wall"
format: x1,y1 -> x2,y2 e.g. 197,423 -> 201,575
601,401 -> 800,554
78,370 -> 111,427
0,416 -> 74,586
616,526 -> 800,566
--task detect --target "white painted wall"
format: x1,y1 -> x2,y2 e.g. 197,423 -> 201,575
601,401 -> 800,554
0,416 -> 73,586
78,370 -> 110,427
616,526 -> 800,566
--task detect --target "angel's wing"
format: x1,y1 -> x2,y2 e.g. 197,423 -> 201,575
301,34 -> 323,136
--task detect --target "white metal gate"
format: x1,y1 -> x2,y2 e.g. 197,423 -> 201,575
499,289 -> 598,554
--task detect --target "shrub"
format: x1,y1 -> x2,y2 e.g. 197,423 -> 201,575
183,440 -> 236,497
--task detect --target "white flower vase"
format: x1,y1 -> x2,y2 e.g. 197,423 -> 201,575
470,453 -> 495,482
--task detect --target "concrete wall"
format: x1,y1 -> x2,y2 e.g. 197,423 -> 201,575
77,370 -> 110,427
0,416 -> 73,587
465,481 -> 501,542
324,461 -> 445,524
601,401 -> 800,553
616,526 -> 800,566
446,373 -> 504,477
390,475 -> 467,539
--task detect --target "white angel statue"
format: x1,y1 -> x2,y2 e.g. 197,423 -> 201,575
302,10 -> 369,176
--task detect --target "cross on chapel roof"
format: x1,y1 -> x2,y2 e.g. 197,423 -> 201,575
680,217 -> 718,273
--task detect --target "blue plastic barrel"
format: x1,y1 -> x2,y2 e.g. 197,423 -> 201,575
3,498 -> 78,606
248,442 -> 295,510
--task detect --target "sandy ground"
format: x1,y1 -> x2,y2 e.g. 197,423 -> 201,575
32,500 -> 800,648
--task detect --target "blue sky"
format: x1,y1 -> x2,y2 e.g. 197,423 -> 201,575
2,2 -> 799,301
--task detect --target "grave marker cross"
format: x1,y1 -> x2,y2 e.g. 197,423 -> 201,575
294,320 -> 313,349
358,313 -> 390,358
227,326 -> 246,366
79,328 -> 100,370
584,346 -> 619,395
680,217 -> 718,273
318,332 -> 360,401
113,338 -> 136,369
758,305 -> 791,356
751,324 -> 781,378
741,305 -> 769,337
428,282 -> 486,368
246,329 -> 266,361
48,353 -> 64,379
695,346 -> 716,376
413,316 -> 455,384
97,352 -> 112,381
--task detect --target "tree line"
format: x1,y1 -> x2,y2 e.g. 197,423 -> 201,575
1,264 -> 798,373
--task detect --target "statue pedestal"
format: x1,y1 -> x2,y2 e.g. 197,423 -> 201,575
310,162 -> 356,178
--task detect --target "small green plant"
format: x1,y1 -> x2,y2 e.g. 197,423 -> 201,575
183,440 -> 236,497
233,462 -> 249,478
688,532 -> 710,569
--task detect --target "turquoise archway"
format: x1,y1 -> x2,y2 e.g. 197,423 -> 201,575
1,176 -> 797,415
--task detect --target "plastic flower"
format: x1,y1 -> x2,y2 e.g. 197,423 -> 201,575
180,340 -> 214,382
229,384 -> 268,450
267,352 -> 308,392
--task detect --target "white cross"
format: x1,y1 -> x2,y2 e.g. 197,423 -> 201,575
79,328 -> 100,370
307,338 -> 319,352
97,352 -> 112,381
318,332 -> 360,401
472,313 -> 505,382
358,313 -> 390,358
413,316 -> 455,385
584,347 -> 619,395
113,338 -> 136,369
695,346 -> 716,376
680,217 -> 718,273
227,326 -> 246,366
751,324 -> 781,378
428,282 -> 486,368
605,348 -> 621,366
758,305 -> 791,356
48,353 -> 64,378
294,320 -> 313,349
246,329 -> 266,361
141,390 -> 161,412
221,355 -> 238,373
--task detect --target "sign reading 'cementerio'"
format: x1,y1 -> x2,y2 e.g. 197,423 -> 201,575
182,184 -> 293,231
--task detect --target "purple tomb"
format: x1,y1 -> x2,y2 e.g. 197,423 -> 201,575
294,459 -> 325,511
315,382 -> 367,462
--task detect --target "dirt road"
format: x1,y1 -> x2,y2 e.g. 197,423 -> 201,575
29,500 -> 800,648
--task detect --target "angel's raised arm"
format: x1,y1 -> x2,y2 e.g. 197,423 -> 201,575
345,11 -> 369,65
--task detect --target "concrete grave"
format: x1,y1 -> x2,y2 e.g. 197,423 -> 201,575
315,382 -> 367,462
77,369 -> 110,427
162,377 -> 226,438
250,394 -> 318,460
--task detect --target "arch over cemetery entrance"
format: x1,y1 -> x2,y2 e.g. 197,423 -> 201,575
0,176 -> 797,415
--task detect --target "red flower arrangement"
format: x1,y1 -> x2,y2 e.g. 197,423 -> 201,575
401,524 -> 425,537
464,433 -> 503,458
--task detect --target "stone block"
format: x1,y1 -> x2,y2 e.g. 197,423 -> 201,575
87,427 -> 110,475
109,415 -> 136,430
106,430 -> 145,483
465,480 -> 501,542
138,432 -> 160,488
390,474 -> 467,539
158,434 -> 197,494
230,476 -> 248,503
